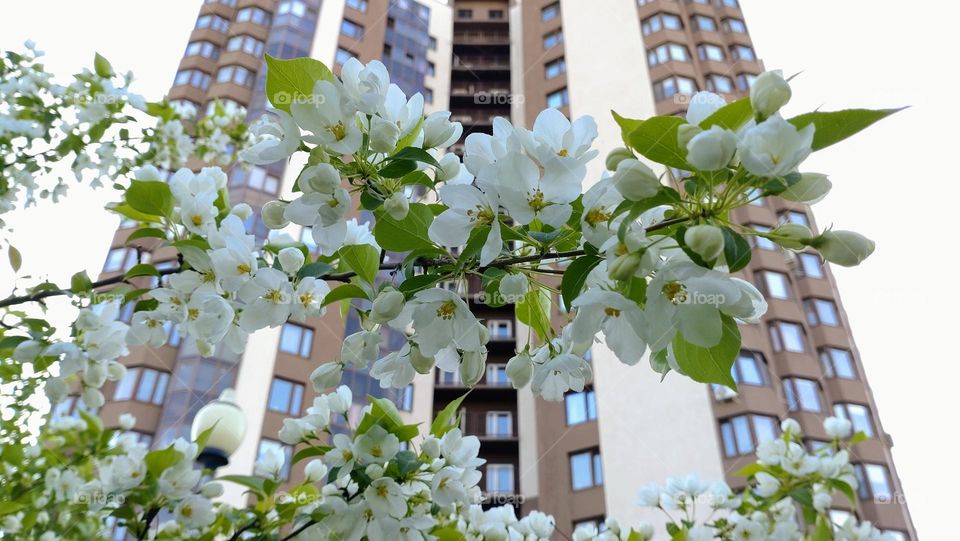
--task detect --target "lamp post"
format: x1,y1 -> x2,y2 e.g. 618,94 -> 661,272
190,388 -> 246,472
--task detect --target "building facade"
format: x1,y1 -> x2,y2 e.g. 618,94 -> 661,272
85,0 -> 915,538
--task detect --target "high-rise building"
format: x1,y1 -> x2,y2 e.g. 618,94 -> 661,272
85,0 -> 915,538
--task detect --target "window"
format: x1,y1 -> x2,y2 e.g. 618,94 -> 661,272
731,44 -> 756,61
486,411 -> 513,437
570,449 -> 603,490
257,439 -> 292,480
719,414 -> 778,457
779,210 -> 810,227
486,319 -> 513,340
457,9 -> 473,19
341,19 -> 364,39
216,65 -> 255,88
486,364 -> 509,386
113,367 -> 170,405
820,347 -> 857,379
691,15 -> 717,32
768,321 -> 807,353
641,13 -> 682,35
267,378 -> 304,414
489,9 -> 504,19
185,41 -> 220,60
833,403 -> 874,437
541,2 -> 560,22
438,370 -> 458,385
426,61 -> 435,76
758,270 -> 791,299
805,298 -> 840,327
196,14 -> 230,33
730,351 -> 766,386
797,252 -> 824,278
737,73 -> 758,91
335,47 -> 354,66
226,35 -> 264,57
346,0 -> 368,12
882,532 -> 907,541
236,7 -> 271,26
706,74 -> 734,94
697,43 -> 725,62
723,18 -> 746,33
486,464 -> 514,493
279,323 -> 314,358
574,517 -> 607,534
103,247 -> 140,272
565,389 -> 597,425
163,321 -> 182,347
230,166 -> 280,193
721,0 -> 739,7
545,57 -> 566,79
423,88 -> 433,104
653,76 -> 696,101
853,463 -> 893,501
398,385 -> 414,411
543,29 -> 563,49
277,0 -> 307,17
748,224 -> 777,250
546,87 -> 569,108
647,43 -> 690,66
174,69 -> 211,90
783,378 -> 823,412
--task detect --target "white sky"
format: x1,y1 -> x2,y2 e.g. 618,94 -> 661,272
0,1 -> 955,537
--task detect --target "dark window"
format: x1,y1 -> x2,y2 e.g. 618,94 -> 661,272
543,29 -> 563,49
546,87 -> 569,108
542,2 -> 560,22
545,57 -> 566,79
341,19 -> 364,39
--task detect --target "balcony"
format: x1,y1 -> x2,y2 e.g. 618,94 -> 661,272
453,56 -> 510,71
452,31 -> 510,46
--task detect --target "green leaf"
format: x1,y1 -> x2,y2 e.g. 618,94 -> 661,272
292,445 -> 331,465
7,245 -> 21,272
561,255 -> 603,310
339,244 -> 380,284
125,180 -> 174,218
94,52 -> 113,78
812,516 -> 833,541
373,203 -> 435,252
388,147 -> 441,168
379,159 -> 418,178
322,283 -> 369,307
721,227 -> 752,272
516,289 -> 553,342
145,446 -> 183,477
431,391 -> 469,437
700,97 -> 753,130
397,273 -> 443,295
356,397 -> 419,442
193,425 -> 216,451
125,227 -> 167,244
671,314 -> 740,388
788,107 -> 905,151
623,115 -> 689,170
124,263 -> 160,279
0,501 -> 24,517
735,463 -> 772,478
432,528 -> 467,541
393,115 -> 425,155
399,170 -> 434,188
71,270 -> 92,294
264,54 -> 335,113
107,202 -> 162,223
218,474 -> 267,497
297,261 -> 335,280
611,110 -> 644,147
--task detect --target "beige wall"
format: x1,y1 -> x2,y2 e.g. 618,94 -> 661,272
425,0 -> 453,113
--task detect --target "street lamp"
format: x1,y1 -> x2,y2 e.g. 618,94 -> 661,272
191,388 -> 246,471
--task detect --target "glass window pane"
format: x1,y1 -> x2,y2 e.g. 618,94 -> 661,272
848,404 -> 874,436
720,422 -> 737,457
279,324 -> 303,355
570,452 -> 593,489
114,368 -> 139,401
136,369 -> 158,402
866,464 -> 892,500
732,415 -> 753,454
300,328 -> 314,357
831,349 -> 856,379
586,391 -> 597,420
780,322 -> 806,352
795,379 -> 822,412
816,299 -> 840,326
763,271 -> 790,299
152,373 -> 169,405
290,383 -> 303,414
566,392 -> 586,425
268,379 -> 292,412
753,416 -> 777,443
799,253 -> 824,278
592,453 -> 603,486
738,353 -> 763,385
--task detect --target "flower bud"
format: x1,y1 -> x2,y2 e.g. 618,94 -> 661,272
44,377 -> 69,404
611,159 -> 660,201
505,351 -> 533,389
685,126 -> 738,171
13,340 -> 43,362
772,223 -> 812,250
261,200 -> 290,229
365,464 -> 384,478
200,482 -> 224,498
370,116 -> 401,154
684,224 -> 725,262
305,459 -> 328,482
823,416 -> 853,439
677,124 -> 702,149
750,70 -> 792,118
460,351 -> 485,386
498,273 -> 528,301
75,310 -> 101,331
370,288 -> 405,323
300,163 -> 341,194
813,230 -> 875,267
384,191 -> 410,221
608,252 -> 643,281
410,345 -> 435,374
107,361 -> 126,381
780,172 -> 832,204
119,413 -> 136,431
81,387 -> 105,409
604,147 -> 634,171
230,203 -> 253,220
421,436 -> 441,459
634,523 -> 655,540
310,362 -> 344,392
780,418 -> 801,437
278,247 -> 305,274
422,111 -> 462,149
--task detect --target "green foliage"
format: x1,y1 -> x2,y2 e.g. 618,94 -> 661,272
322,283 -> 369,307
124,180 -> 173,218
671,314 -> 740,388
516,288 -> 553,343
338,244 -> 380,284
430,391 -> 469,437
700,97 -> 754,130
372,203 -> 435,252
788,107 -> 904,151
613,113 -> 689,170
264,55 -> 335,113
355,396 -> 419,442
561,254 -> 603,310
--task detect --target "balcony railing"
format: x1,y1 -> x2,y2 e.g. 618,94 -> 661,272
453,32 -> 510,45
453,57 -> 511,70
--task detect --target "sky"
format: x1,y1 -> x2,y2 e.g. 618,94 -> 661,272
0,0 -> 956,537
